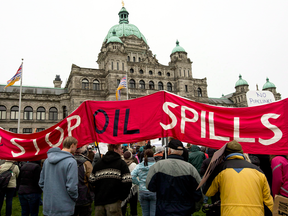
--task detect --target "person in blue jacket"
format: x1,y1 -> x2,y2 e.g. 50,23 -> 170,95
131,149 -> 156,216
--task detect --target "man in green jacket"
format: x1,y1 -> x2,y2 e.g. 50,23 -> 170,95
188,145 -> 206,175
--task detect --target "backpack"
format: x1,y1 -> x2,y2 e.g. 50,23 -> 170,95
76,160 -> 94,206
0,164 -> 15,189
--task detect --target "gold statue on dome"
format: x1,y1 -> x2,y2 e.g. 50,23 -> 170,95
122,0 -> 124,7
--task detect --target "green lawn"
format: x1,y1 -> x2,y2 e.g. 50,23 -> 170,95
1,196 -> 207,216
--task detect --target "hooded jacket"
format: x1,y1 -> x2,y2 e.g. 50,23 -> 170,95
188,145 -> 206,174
39,147 -> 78,216
203,153 -> 273,216
271,156 -> 288,198
89,151 -> 132,206
131,157 -> 155,191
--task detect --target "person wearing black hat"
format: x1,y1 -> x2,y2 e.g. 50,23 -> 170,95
203,140 -> 273,216
146,139 -> 203,216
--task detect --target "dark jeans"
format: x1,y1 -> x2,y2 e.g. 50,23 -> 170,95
18,193 -> 41,216
0,187 -> 16,216
121,192 -> 138,216
72,205 -> 92,216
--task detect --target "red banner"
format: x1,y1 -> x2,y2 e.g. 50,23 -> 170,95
0,91 -> 287,160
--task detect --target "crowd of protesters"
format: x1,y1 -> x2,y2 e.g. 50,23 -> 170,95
0,136 -> 287,216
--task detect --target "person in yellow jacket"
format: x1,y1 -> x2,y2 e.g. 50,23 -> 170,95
203,140 -> 273,216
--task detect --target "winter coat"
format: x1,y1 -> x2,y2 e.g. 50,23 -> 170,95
0,161 -> 20,188
146,154 -> 203,216
89,151 -> 132,206
188,145 -> 206,174
39,147 -> 78,216
18,161 -> 42,195
271,156 -> 288,198
203,153 -> 273,216
131,157 -> 155,192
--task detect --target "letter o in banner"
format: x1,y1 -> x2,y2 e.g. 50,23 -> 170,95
45,126 -> 64,147
94,109 -> 109,134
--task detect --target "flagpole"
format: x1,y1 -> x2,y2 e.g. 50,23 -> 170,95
126,70 -> 128,100
17,59 -> 23,134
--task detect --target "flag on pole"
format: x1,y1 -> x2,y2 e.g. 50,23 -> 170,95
116,76 -> 127,100
4,63 -> 23,89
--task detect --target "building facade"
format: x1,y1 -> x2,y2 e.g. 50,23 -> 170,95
0,6 -> 281,133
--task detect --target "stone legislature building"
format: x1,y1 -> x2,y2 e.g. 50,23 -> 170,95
0,6 -> 281,134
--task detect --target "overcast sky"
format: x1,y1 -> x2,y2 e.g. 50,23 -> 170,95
0,0 -> 287,100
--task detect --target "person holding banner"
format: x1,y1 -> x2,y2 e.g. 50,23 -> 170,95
203,140 -> 273,216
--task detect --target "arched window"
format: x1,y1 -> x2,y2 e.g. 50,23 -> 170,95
122,63 -> 124,70
111,62 -> 114,70
167,72 -> 170,77
149,81 -> 154,90
117,62 -> 119,70
130,68 -> 134,73
49,107 -> 58,120
10,106 -> 19,120
129,79 -> 136,89
139,69 -> 143,74
24,106 -> 33,120
93,80 -> 100,90
0,105 -> 7,119
184,70 -> 185,77
179,69 -> 181,76
36,107 -> 45,120
158,82 -> 163,90
133,57 -> 136,62
139,57 -> 141,62
158,71 -> 162,76
197,88 -> 202,97
149,70 -> 153,75
167,82 -> 172,91
82,79 -> 89,89
139,80 -> 145,89
187,70 -> 189,77
127,56 -> 130,62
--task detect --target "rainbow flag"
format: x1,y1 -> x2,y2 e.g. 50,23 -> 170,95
116,76 -> 127,100
4,63 -> 22,89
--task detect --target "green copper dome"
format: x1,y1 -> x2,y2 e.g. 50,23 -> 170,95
235,75 -> 248,87
107,29 -> 123,44
263,78 -> 276,90
171,40 -> 186,54
104,7 -> 147,44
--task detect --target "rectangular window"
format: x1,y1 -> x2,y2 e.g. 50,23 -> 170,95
23,128 -> 32,134
9,128 -> 18,133
11,111 -> 18,120
111,62 -> 113,70
117,62 -> 119,70
185,85 -> 188,92
36,128 -> 45,132
117,79 -> 120,86
37,112 -> 45,120
122,63 -> 124,70
0,111 -> 6,119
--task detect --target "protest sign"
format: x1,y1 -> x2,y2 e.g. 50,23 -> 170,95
273,195 -> 288,216
246,90 -> 275,107
0,91 -> 287,161
197,143 -> 227,190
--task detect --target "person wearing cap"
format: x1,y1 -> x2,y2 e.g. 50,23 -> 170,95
146,139 -> 203,216
203,140 -> 274,216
